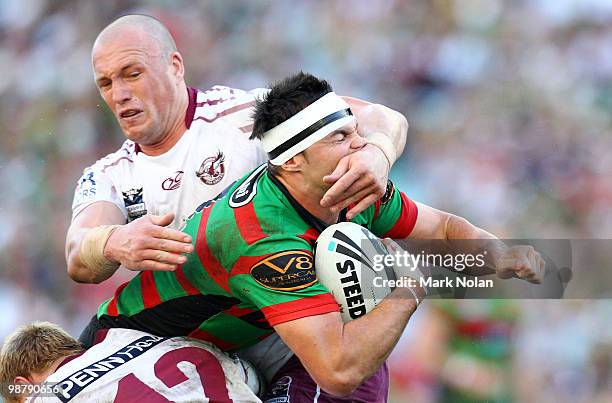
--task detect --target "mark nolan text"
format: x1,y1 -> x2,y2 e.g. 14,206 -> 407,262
373,276 -> 494,289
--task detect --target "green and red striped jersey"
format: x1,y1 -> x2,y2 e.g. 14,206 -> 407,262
96,164 -> 418,351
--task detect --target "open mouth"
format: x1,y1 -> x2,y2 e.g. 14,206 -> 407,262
119,109 -> 142,119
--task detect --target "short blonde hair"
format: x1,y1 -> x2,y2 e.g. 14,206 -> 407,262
0,322 -> 84,401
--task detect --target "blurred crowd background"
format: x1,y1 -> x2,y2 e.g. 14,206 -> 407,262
0,0 -> 610,402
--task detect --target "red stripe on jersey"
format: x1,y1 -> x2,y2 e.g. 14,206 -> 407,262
239,123 -> 254,134
261,293 -> 340,326
175,264 -> 200,295
297,228 -> 320,246
196,208 -> 232,294
141,271 -> 162,308
233,203 -> 267,245
230,254 -> 271,276
217,100 -> 255,117
383,192 -> 419,239
107,281 -> 129,316
188,328 -> 238,351
185,87 -> 198,129
193,100 -> 255,124
223,304 -> 257,318
100,156 -> 133,173
374,200 -> 381,220
195,93 -> 235,107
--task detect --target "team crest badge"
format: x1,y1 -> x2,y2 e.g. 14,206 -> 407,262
196,151 -> 225,185
122,188 -> 147,221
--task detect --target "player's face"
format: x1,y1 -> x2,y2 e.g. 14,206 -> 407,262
302,118 -> 364,189
92,29 -> 183,146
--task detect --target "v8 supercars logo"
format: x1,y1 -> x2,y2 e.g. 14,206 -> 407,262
250,251 -> 317,291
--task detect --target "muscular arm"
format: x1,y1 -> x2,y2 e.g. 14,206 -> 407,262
274,285 -> 421,396
408,202 -> 544,282
66,201 -> 126,283
66,202 -> 193,284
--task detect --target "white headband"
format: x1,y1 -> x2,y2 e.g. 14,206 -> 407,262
261,92 -> 355,165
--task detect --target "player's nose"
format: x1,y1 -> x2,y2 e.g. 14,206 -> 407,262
349,133 -> 367,150
112,81 -> 132,105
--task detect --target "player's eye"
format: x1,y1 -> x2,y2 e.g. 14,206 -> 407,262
334,132 -> 346,142
98,80 -> 111,90
127,71 -> 141,79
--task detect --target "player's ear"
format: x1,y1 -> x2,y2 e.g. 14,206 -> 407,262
170,51 -> 184,79
281,153 -> 305,172
13,376 -> 31,385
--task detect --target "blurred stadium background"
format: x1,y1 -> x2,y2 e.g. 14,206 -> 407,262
0,0 -> 611,402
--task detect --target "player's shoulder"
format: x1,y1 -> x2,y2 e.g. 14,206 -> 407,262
200,165 -> 305,245
190,85 -> 268,128
229,166 -> 314,244
226,165 -> 301,224
81,139 -> 136,176
194,85 -> 267,109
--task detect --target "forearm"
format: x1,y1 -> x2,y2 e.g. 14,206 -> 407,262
337,286 -> 419,379
434,213 -> 543,281
283,285 -> 421,396
65,202 -> 125,283
347,100 -> 408,166
363,106 -> 408,166
443,215 -> 506,275
66,226 -> 120,284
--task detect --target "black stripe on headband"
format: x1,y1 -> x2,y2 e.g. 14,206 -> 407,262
268,108 -> 353,160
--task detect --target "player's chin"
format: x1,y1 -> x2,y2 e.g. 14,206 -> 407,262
122,125 -> 151,144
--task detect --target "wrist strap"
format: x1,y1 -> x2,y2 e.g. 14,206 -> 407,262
406,286 -> 421,306
80,225 -> 121,276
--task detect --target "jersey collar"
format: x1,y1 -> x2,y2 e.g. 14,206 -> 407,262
185,86 -> 198,129
134,87 -> 197,154
266,170 -> 347,233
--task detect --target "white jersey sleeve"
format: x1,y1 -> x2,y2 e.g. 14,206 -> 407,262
27,328 -> 261,403
71,141 -> 136,221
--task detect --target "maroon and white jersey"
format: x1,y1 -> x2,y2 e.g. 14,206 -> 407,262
71,85 -> 292,381
27,328 -> 261,402
71,86 -> 268,230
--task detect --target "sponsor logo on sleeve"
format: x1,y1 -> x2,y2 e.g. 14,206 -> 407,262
250,251 -> 317,291
122,188 -> 147,221
75,172 -> 97,202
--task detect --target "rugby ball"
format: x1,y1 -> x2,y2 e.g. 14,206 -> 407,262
314,222 -> 395,322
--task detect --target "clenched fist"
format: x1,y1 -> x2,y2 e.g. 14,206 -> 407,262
494,245 -> 545,284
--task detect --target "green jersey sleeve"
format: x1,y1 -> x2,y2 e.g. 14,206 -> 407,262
352,180 -> 419,239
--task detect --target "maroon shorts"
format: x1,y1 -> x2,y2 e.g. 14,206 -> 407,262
263,355 -> 389,403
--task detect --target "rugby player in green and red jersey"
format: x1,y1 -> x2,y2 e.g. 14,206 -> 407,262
82,72 -> 545,402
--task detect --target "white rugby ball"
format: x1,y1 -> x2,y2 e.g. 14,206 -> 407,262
314,222 -> 395,322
